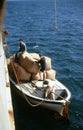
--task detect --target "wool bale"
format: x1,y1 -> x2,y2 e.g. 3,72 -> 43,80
45,56 -> 52,70
7,59 -> 31,82
30,53 -> 40,60
31,73 -> 40,80
18,52 -> 40,74
7,59 -> 15,80
46,69 -> 56,80
14,63 -> 31,82
31,72 -> 43,80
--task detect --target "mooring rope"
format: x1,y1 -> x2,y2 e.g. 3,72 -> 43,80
54,0 -> 58,29
19,84 -> 45,107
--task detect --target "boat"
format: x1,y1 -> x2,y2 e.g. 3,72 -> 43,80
4,0 -> 71,120
6,51 -> 71,120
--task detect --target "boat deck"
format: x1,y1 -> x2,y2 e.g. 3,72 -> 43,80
18,80 -> 67,100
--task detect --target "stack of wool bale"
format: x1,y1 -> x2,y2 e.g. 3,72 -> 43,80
30,53 -> 56,80
7,52 -> 56,82
7,58 -> 31,82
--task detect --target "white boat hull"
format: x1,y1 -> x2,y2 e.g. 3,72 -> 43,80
10,78 -> 71,119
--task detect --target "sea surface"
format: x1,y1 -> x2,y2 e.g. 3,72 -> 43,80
4,0 -> 83,130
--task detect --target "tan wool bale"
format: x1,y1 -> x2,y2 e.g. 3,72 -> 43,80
31,72 -> 43,80
18,52 -> 40,74
45,56 -> 52,70
7,59 -> 18,78
13,62 -> 31,82
7,59 -> 14,79
7,60 -> 19,82
28,62 -> 40,74
30,53 -> 40,60
19,52 -> 34,63
31,73 -> 40,80
8,59 -> 31,82
46,69 -> 56,80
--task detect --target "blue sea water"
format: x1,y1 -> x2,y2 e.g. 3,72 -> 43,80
4,0 -> 83,130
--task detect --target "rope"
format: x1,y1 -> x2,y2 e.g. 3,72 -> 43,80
20,84 -> 45,107
19,83 -> 45,107
54,0 -> 58,29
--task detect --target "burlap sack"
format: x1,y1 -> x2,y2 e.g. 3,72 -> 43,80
31,72 -> 43,80
46,69 -> 56,80
45,56 -> 51,70
30,53 -> 40,60
7,58 -> 15,79
18,52 -> 40,74
31,73 -> 40,80
7,59 -> 31,82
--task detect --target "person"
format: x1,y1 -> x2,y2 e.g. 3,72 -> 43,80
2,30 -> 9,58
37,54 -> 46,81
18,38 -> 27,52
2,30 -> 8,47
15,38 -> 27,62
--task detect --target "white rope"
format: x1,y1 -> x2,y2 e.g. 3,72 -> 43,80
54,0 -> 58,29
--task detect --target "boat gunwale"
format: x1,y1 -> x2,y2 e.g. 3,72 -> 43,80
10,77 -> 71,104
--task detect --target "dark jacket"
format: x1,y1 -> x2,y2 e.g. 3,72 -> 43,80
19,42 -> 26,52
38,57 -> 46,71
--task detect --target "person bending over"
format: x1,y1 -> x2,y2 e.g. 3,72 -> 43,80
37,54 -> 46,81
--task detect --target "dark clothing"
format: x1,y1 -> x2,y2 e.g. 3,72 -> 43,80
15,41 -> 26,62
15,52 -> 20,63
19,42 -> 26,52
38,57 -> 46,72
